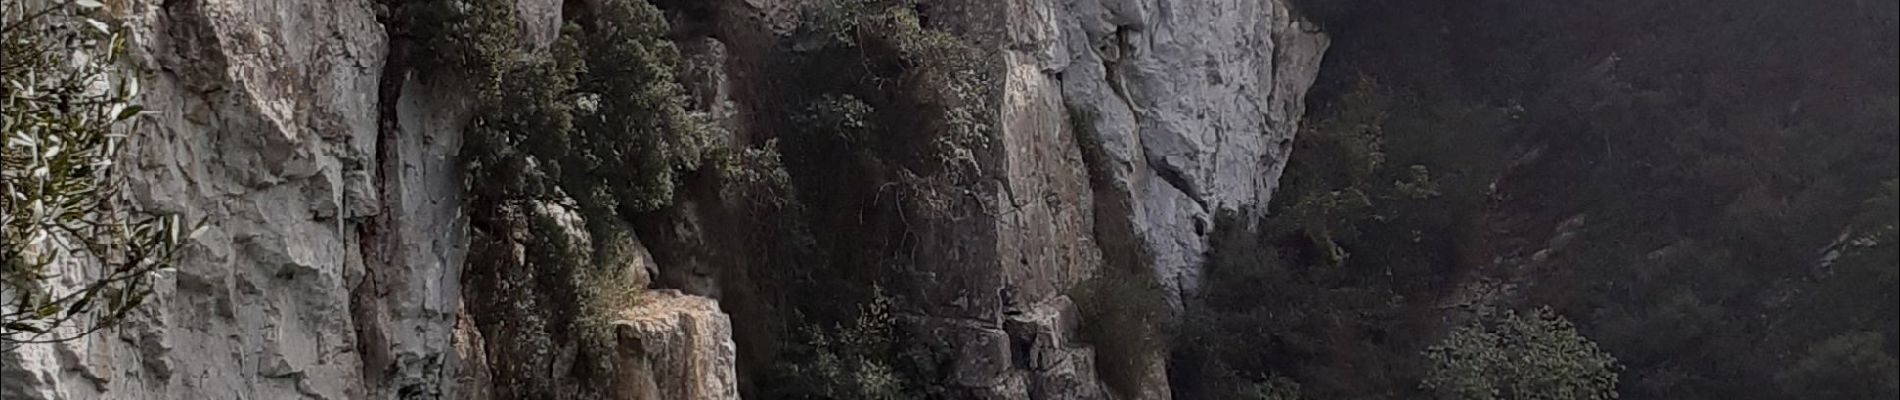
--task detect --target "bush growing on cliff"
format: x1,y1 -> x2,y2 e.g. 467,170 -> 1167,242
397,0 -> 518,92
442,0 -> 706,397
1422,308 -> 1621,400
461,1 -> 705,215
1,0 -> 189,348
769,287 -> 906,400
783,0 -> 993,184
1170,78 -> 1458,400
754,1 -> 998,397
1074,263 -> 1172,398
395,0 -> 518,95
571,0 -> 706,211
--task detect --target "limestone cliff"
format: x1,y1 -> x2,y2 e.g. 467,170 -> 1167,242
0,0 -> 1322,399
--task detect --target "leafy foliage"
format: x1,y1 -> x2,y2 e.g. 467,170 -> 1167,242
570,0 -> 705,211
1422,308 -> 1621,400
1,0 -> 188,349
1171,78 -> 1456,400
769,287 -> 906,400
1073,263 -> 1172,398
398,0 -> 518,93
1243,377 -> 1304,400
746,1 -> 998,397
1187,1 -> 1898,399
1774,331 -> 1900,400
438,0 -> 704,398
463,2 -> 703,217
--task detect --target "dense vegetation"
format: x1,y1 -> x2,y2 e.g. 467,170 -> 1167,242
404,0 -> 705,397
749,1 -> 996,398
1174,0 -> 1898,398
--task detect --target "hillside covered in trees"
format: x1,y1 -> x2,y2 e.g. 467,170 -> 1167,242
1172,0 -> 1900,398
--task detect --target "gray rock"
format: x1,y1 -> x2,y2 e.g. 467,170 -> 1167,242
609,290 -> 741,400
1049,0 -> 1328,299
0,0 -> 518,397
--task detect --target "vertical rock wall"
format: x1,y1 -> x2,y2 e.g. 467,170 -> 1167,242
917,0 -> 1327,396
0,0 -> 473,398
1045,0 -> 1328,299
0,0 -> 1323,398
822,0 -> 1326,397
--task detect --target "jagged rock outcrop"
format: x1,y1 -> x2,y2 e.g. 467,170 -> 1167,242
3,0 -> 389,398
1046,0 -> 1328,299
2,0 -> 485,398
609,290 -> 741,400
912,0 -> 1327,396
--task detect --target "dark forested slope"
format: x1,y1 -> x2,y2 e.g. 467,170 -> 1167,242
1174,0 -> 1900,398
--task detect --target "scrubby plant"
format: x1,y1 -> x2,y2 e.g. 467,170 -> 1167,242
442,0 -> 706,397
397,0 -> 518,93
1,0 -> 189,349
571,0 -> 705,212
1422,307 -> 1621,400
1073,263 -> 1172,397
770,287 -> 906,400
785,0 -> 992,181
1243,377 -> 1304,400
1774,331 -> 1899,399
715,139 -> 795,209
760,0 -> 997,396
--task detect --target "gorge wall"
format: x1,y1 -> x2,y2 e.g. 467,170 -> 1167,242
0,0 -> 1323,399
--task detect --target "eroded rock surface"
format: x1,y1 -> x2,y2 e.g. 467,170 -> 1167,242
609,290 -> 741,400
0,0 -> 467,398
1045,0 -> 1329,299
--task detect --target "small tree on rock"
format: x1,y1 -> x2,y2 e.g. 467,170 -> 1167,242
1423,307 -> 1622,400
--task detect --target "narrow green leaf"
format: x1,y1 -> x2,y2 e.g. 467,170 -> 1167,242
4,322 -> 46,333
114,105 -> 142,121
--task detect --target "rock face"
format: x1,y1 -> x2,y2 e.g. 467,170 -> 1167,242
0,0 -> 474,398
1042,0 -> 1329,299
1,0 -> 1322,398
4,0 -> 386,398
919,0 -> 1326,396
609,290 -> 742,400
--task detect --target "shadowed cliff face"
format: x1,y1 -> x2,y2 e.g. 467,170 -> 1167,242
636,0 -> 1325,398
0,0 -> 1323,399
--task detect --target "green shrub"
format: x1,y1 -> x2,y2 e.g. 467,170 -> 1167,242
1243,377 -> 1304,400
754,2 -> 998,398
784,0 -> 993,180
770,287 -> 906,400
1074,265 -> 1171,397
572,0 -> 705,212
715,139 -> 795,210
398,0 -> 518,93
447,0 -> 704,397
1774,331 -> 1899,399
461,0 -> 703,215
1422,307 -> 1621,400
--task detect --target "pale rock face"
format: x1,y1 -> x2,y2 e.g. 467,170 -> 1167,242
0,0 -> 470,397
972,0 -> 1324,396
0,0 -> 385,398
609,290 -> 741,400
1043,0 -> 1328,298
